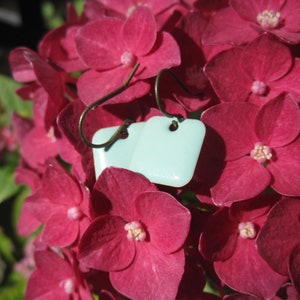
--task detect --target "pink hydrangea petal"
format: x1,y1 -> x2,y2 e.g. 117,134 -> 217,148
79,215 -> 135,271
9,47 -> 36,82
280,0 -> 300,31
230,194 -> 279,222
242,34 -> 292,82
42,161 -> 82,206
289,244 -> 300,295
34,250 -> 73,279
17,202 -> 41,236
255,94 -> 300,147
256,198 -> 300,275
42,212 -> 79,247
210,157 -> 271,205
230,0 -> 285,22
77,68 -> 150,106
110,245 -> 185,300
202,7 -> 258,45
11,113 -> 33,144
25,250 -> 74,300
96,0 -> 132,15
98,0 -> 178,16
135,191 -> 191,254
214,237 -> 287,299
20,126 -> 58,169
56,133 -> 82,169
24,51 -> 65,102
15,166 -> 40,191
25,271 -> 68,300
122,6 -> 156,56
267,138 -> 300,196
201,102 -> 258,160
138,32 -> 181,79
94,167 -> 157,220
199,208 -> 238,261
75,18 -> 124,70
274,59 -> 300,102
39,24 -> 87,73
25,190 -> 58,223
57,100 -> 91,153
204,47 -> 252,103
271,28 -> 300,44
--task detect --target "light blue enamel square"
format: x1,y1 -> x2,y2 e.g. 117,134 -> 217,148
92,122 -> 145,178
129,116 -> 206,187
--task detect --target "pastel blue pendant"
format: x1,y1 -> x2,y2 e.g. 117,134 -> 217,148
92,122 -> 145,176
92,116 -> 206,187
130,117 -> 205,187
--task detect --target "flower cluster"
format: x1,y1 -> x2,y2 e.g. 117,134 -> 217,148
9,0 -> 300,299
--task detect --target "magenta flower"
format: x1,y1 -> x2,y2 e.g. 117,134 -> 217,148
25,159 -> 91,247
199,195 -> 287,299
201,93 -> 300,204
205,34 -> 300,106
9,47 -> 72,129
78,167 -> 191,299
257,198 -> 300,287
38,3 -> 87,72
25,249 -> 93,300
203,0 -> 300,45
12,110 -> 80,173
75,6 -> 181,105
15,165 -> 42,237
167,12 -> 217,112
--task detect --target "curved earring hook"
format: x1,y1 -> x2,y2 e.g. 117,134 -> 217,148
78,62 -> 140,148
155,68 -> 204,124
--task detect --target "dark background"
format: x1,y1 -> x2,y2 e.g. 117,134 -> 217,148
0,0 -> 69,75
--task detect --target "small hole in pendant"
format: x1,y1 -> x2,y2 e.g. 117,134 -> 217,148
120,129 -> 129,139
169,120 -> 179,131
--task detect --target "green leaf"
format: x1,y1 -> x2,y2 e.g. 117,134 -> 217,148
0,228 -> 15,263
0,74 -> 32,126
11,186 -> 31,242
0,165 -> 21,204
0,270 -> 26,300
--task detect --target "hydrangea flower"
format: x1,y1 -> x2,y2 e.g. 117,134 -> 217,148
25,159 -> 91,247
78,167 -> 191,299
199,195 -> 287,299
256,197 -> 300,282
7,0 -> 300,298
200,93 -> 300,204
25,249 -> 93,300
9,47 -> 72,129
38,3 -> 88,72
75,6 -> 181,105
203,0 -> 300,45
205,34 -> 300,106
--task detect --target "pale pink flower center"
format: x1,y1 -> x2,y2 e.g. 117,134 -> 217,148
124,221 -> 146,241
47,126 -> 56,143
59,277 -> 76,294
250,142 -> 272,163
121,51 -> 137,67
67,206 -> 83,221
251,80 -> 267,95
238,222 -> 256,239
257,10 -> 281,28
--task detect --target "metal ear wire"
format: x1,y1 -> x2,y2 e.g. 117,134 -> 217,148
155,68 -> 202,130
78,62 -> 140,148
